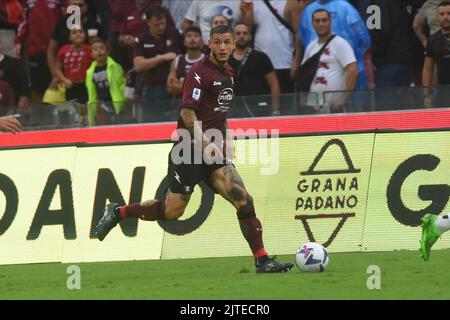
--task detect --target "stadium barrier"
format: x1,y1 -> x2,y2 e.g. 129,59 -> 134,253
0,109 -> 449,264
1,85 -> 449,132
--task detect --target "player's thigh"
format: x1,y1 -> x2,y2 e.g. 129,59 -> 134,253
210,164 -> 249,206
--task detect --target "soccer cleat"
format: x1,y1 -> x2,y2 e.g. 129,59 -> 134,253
95,202 -> 120,241
255,256 -> 294,273
420,214 -> 440,261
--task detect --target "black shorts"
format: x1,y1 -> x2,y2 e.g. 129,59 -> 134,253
167,143 -> 229,195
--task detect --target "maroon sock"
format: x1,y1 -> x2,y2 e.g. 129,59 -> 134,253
119,200 -> 165,221
237,207 -> 268,259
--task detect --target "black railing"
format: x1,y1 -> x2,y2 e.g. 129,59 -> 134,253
1,85 -> 449,131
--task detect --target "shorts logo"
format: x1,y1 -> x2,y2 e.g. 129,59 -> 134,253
213,81 -> 222,86
192,88 -> 201,101
174,171 -> 182,184
184,186 -> 191,193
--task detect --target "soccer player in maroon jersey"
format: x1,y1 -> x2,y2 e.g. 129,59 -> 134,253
95,25 -> 293,273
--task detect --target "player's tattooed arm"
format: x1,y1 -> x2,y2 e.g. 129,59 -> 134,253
180,108 -> 210,150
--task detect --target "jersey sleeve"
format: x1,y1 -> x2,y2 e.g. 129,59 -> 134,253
334,38 -> 357,68
132,36 -> 144,59
259,52 -> 275,75
181,66 -> 204,111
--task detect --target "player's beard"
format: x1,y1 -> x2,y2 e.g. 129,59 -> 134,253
441,21 -> 450,32
211,51 -> 229,66
236,40 -> 250,50
187,44 -> 202,51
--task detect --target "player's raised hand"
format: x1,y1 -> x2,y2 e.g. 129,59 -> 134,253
0,116 -> 22,134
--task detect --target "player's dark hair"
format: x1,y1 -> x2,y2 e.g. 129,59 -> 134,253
185,25 -> 202,37
144,5 -> 165,20
210,25 -> 234,39
312,8 -> 331,20
438,1 -> 450,8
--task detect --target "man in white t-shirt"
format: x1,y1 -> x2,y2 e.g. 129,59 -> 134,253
181,0 -> 253,44
302,8 -> 358,112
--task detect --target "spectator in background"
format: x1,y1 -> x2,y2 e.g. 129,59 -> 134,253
253,0 -> 304,94
414,0 -> 442,86
408,0 -> 428,86
119,0 -> 176,71
423,1 -> 450,108
292,0 -> 313,80
162,0 -> 192,32
0,114 -> 21,133
414,0 -> 442,48
0,0 -> 22,57
47,0 -> 105,89
167,25 -> 204,97
132,5 -> 181,102
14,0 -> 66,105
0,79 -> 15,107
301,9 -> 358,112
229,23 -> 281,115
86,37 -> 126,126
86,0 -> 111,38
182,0 -> 253,44
211,14 -> 229,28
300,0 -> 371,90
370,0 -> 415,88
55,27 -> 92,103
0,37 -> 30,107
109,0 -> 135,70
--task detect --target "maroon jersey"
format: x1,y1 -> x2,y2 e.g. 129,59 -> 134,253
179,55 -> 235,132
121,5 -> 176,38
133,28 -> 181,86
175,53 -> 205,81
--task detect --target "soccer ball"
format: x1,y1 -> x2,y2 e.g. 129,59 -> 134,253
295,242 -> 329,272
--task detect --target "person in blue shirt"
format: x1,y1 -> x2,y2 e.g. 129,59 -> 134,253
299,0 -> 371,90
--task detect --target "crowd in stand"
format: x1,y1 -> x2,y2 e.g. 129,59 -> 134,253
0,0 -> 449,129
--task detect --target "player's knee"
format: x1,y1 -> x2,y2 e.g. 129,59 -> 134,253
240,194 -> 253,208
246,194 -> 254,207
236,194 -> 255,217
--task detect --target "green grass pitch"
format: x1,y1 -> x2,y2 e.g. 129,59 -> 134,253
0,250 -> 449,300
